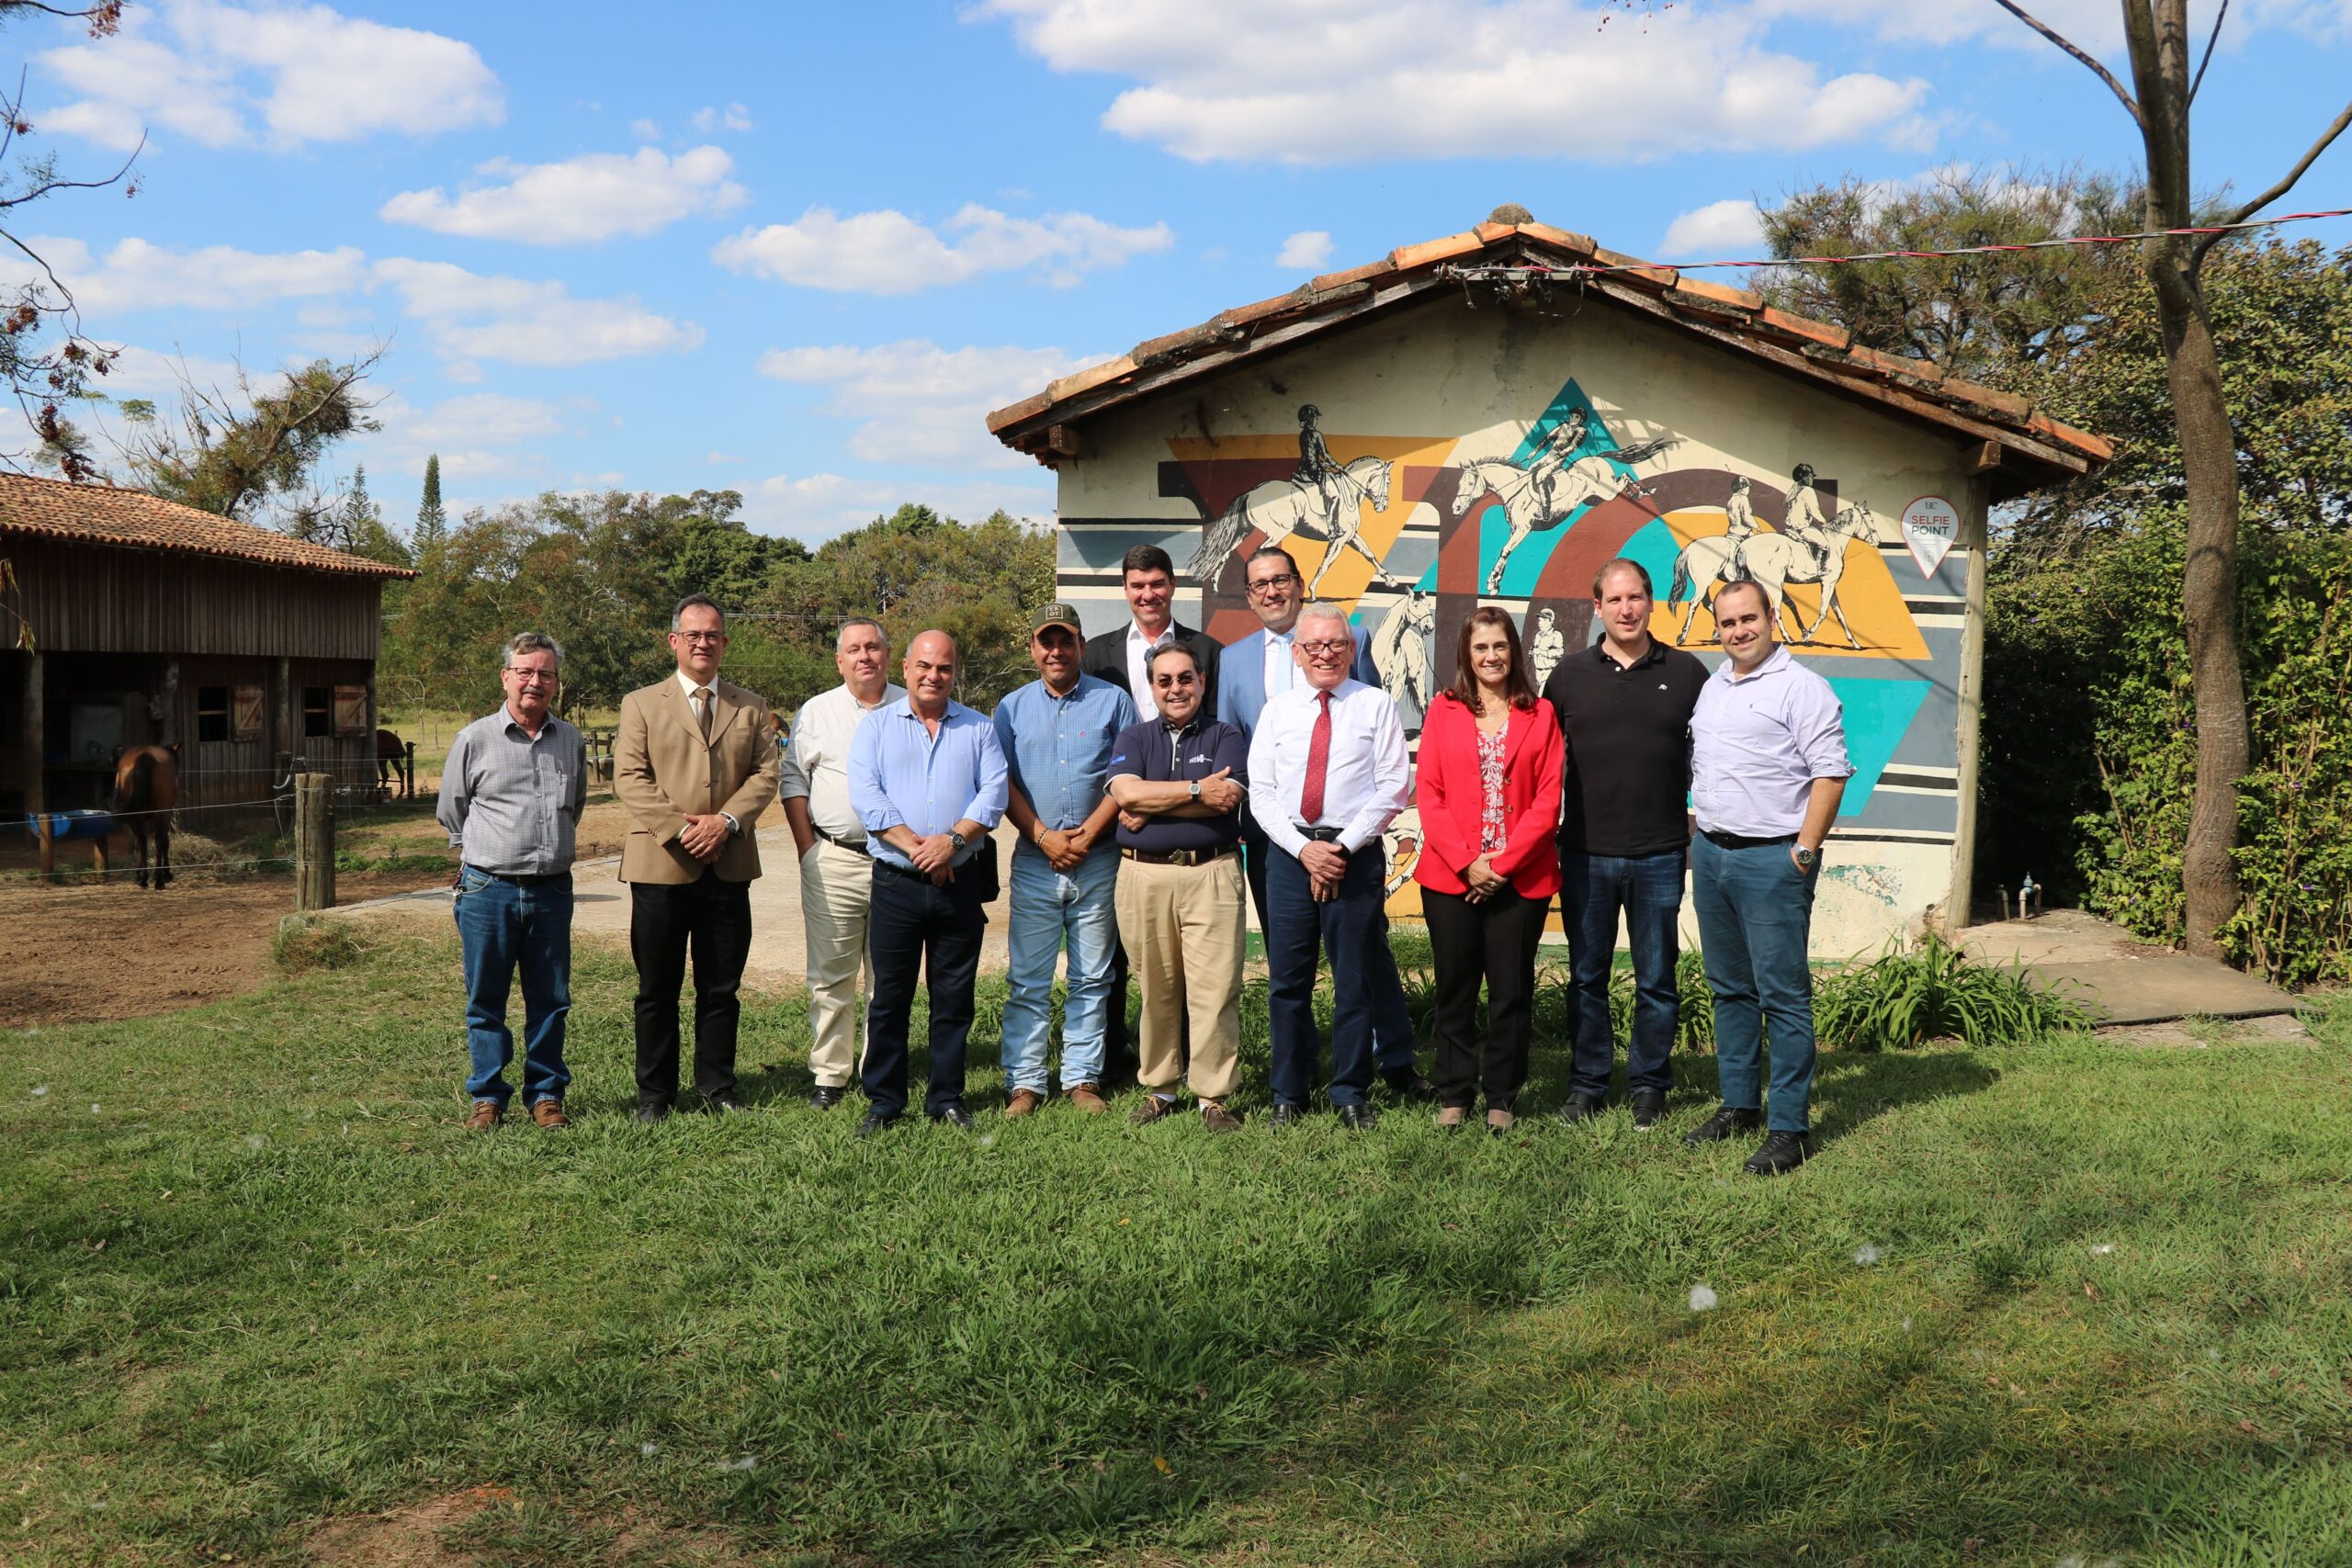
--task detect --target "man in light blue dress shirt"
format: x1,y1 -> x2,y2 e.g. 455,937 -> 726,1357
846,629 -> 1009,1136
1218,546 -> 1434,1102
993,603 -> 1136,1115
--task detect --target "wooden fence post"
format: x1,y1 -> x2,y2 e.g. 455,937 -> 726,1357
295,770 -> 335,911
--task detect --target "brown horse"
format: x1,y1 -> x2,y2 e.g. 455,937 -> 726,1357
376,728 -> 413,798
111,743 -> 180,889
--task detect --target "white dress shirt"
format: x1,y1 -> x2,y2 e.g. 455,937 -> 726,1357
1248,676 -> 1409,857
777,682 -> 906,841
673,666 -> 715,724
1261,626 -> 1297,701
1690,649 -> 1852,837
1125,619 -> 1177,702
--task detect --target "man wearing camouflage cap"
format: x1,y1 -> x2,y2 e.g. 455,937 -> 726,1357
992,602 -> 1138,1115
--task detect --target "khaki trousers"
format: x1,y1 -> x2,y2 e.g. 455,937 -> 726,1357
797,837 -> 875,1089
1113,852 -> 1245,1102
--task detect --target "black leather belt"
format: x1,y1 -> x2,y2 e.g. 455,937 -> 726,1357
813,823 -> 867,849
1701,829 -> 1797,851
1122,844 -> 1239,867
466,864 -> 569,886
870,857 -> 934,885
1295,825 -> 1346,844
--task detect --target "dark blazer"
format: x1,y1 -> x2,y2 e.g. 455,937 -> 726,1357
1412,692 -> 1564,900
1081,621 -> 1222,725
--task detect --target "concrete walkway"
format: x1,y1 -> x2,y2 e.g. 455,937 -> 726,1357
341,822 -> 1023,990
1960,908 -> 2301,1026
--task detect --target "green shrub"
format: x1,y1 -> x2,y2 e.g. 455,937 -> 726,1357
1815,929 -> 2092,1050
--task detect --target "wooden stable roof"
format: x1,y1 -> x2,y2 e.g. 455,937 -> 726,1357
986,211 -> 2114,499
0,469 -> 413,579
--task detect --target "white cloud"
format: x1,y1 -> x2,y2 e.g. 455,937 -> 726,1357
691,102 -> 754,133
976,0 -> 1926,164
358,390 -> 569,484
22,235 -> 369,313
1660,199 -> 1766,259
39,0 -> 502,152
706,450 -> 746,464
753,339 -> 1092,468
371,257 -> 706,366
628,117 -> 662,141
714,204 -> 1172,294
1275,230 -> 1333,269
381,145 -> 749,243
741,471 -> 1056,543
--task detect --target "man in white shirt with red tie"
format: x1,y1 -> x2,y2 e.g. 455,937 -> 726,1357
1248,601 -> 1410,1129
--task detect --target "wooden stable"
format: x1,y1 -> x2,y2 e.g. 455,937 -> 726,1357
0,472 -> 412,817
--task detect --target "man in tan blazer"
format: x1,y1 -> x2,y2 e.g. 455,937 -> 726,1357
614,592 -> 782,1121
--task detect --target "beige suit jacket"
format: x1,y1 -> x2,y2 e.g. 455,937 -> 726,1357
614,674 -> 782,884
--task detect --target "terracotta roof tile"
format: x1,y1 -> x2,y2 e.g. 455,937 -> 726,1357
1847,344 -> 1944,386
1941,377 -> 2032,423
0,471 -> 412,578
1216,287 -> 1311,331
1309,256 -> 1398,292
1671,275 -> 1764,313
1589,247 -> 1678,289
1046,355 -> 1138,404
1389,230 -> 1487,271
1517,221 -> 1596,255
1757,306 -> 1850,352
985,391 -> 1055,434
2030,412 -> 2114,461
1131,321 -> 1226,365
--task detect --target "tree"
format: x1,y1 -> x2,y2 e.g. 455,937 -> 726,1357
123,352 -> 382,524
0,1 -> 132,482
285,463 -> 409,565
1988,0 -> 2352,957
415,453 -> 447,548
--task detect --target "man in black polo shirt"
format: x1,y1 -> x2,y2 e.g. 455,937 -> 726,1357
1541,558 -> 1709,1129
1107,643 -> 1250,1132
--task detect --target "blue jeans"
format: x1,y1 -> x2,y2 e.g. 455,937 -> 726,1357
1245,821 -> 1419,1076
1689,834 -> 1819,1132
453,866 -> 574,1107
1559,848 -> 1687,1097
1000,843 -> 1121,1093
1265,843 -> 1389,1109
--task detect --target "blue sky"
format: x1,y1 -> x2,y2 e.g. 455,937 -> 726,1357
12,0 -> 2351,542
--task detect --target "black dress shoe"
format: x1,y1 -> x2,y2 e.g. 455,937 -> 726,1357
808,1085 -> 847,1111
1631,1089 -> 1668,1130
703,1093 -> 748,1115
1744,1129 -> 1812,1175
853,1111 -> 900,1140
1268,1103 -> 1306,1129
1684,1105 -> 1763,1145
1336,1103 -> 1379,1131
930,1103 -> 975,1130
1554,1091 -> 1605,1125
634,1100 -> 671,1124
1383,1070 -> 1437,1104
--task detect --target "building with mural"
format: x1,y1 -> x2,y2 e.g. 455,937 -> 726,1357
986,208 -> 2113,955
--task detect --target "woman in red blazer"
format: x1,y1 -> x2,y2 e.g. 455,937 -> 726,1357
1413,605 -> 1563,1134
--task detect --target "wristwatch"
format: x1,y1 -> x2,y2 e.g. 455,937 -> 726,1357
1792,845 -> 1817,871
1188,779 -> 1203,801
948,829 -> 968,852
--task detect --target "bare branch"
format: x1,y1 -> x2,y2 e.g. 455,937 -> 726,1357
2191,96 -> 2352,266
2188,0 -> 2229,103
1989,0 -> 2144,127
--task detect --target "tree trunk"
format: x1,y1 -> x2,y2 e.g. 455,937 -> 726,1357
2143,243 -> 2248,956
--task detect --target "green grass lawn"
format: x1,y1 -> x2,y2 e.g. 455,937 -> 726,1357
6,935 -> 2349,1566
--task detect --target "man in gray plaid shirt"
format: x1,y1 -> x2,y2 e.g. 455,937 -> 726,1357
437,632 -> 589,1131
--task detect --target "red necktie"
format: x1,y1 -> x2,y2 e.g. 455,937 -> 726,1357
1298,690 -> 1333,825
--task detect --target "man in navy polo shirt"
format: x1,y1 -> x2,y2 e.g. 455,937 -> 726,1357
1107,643 -> 1250,1132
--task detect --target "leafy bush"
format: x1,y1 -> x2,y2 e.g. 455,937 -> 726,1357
1814,930 -> 2092,1050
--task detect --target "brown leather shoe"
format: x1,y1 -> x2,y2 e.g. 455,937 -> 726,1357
1201,1100 -> 1243,1134
530,1100 -> 570,1130
1130,1093 -> 1178,1125
465,1100 -> 503,1132
1005,1088 -> 1044,1119
1067,1083 -> 1108,1114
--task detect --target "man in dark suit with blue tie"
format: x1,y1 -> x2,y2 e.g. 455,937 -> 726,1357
1218,545 -> 1433,1102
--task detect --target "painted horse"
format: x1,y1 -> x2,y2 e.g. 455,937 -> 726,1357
111,742 -> 180,889
1452,437 -> 1680,594
1185,455 -> 1395,594
375,728 -> 413,798
1668,500 -> 1879,648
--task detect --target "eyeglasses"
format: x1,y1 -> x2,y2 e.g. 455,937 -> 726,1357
507,670 -> 559,685
1245,573 -> 1299,597
1152,672 -> 1199,688
674,631 -> 727,646
1296,639 -> 1351,656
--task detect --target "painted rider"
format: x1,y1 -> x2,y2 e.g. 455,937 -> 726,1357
1292,403 -> 1346,538
1781,463 -> 1833,565
1524,406 -> 1590,522
1723,475 -> 1758,547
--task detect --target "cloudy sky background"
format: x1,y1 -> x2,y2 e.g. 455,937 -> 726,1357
13,0 -> 2352,540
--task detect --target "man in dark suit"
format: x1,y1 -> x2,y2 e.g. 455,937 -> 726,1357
1079,543 -> 1222,1083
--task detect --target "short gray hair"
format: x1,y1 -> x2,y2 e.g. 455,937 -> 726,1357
836,616 -> 887,649
671,592 -> 724,633
502,631 -> 563,671
1295,601 -> 1351,637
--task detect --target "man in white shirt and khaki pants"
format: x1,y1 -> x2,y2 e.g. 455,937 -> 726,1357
778,617 -> 905,1111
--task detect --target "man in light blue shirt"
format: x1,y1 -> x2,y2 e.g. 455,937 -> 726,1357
846,629 -> 1009,1135
993,603 -> 1137,1115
